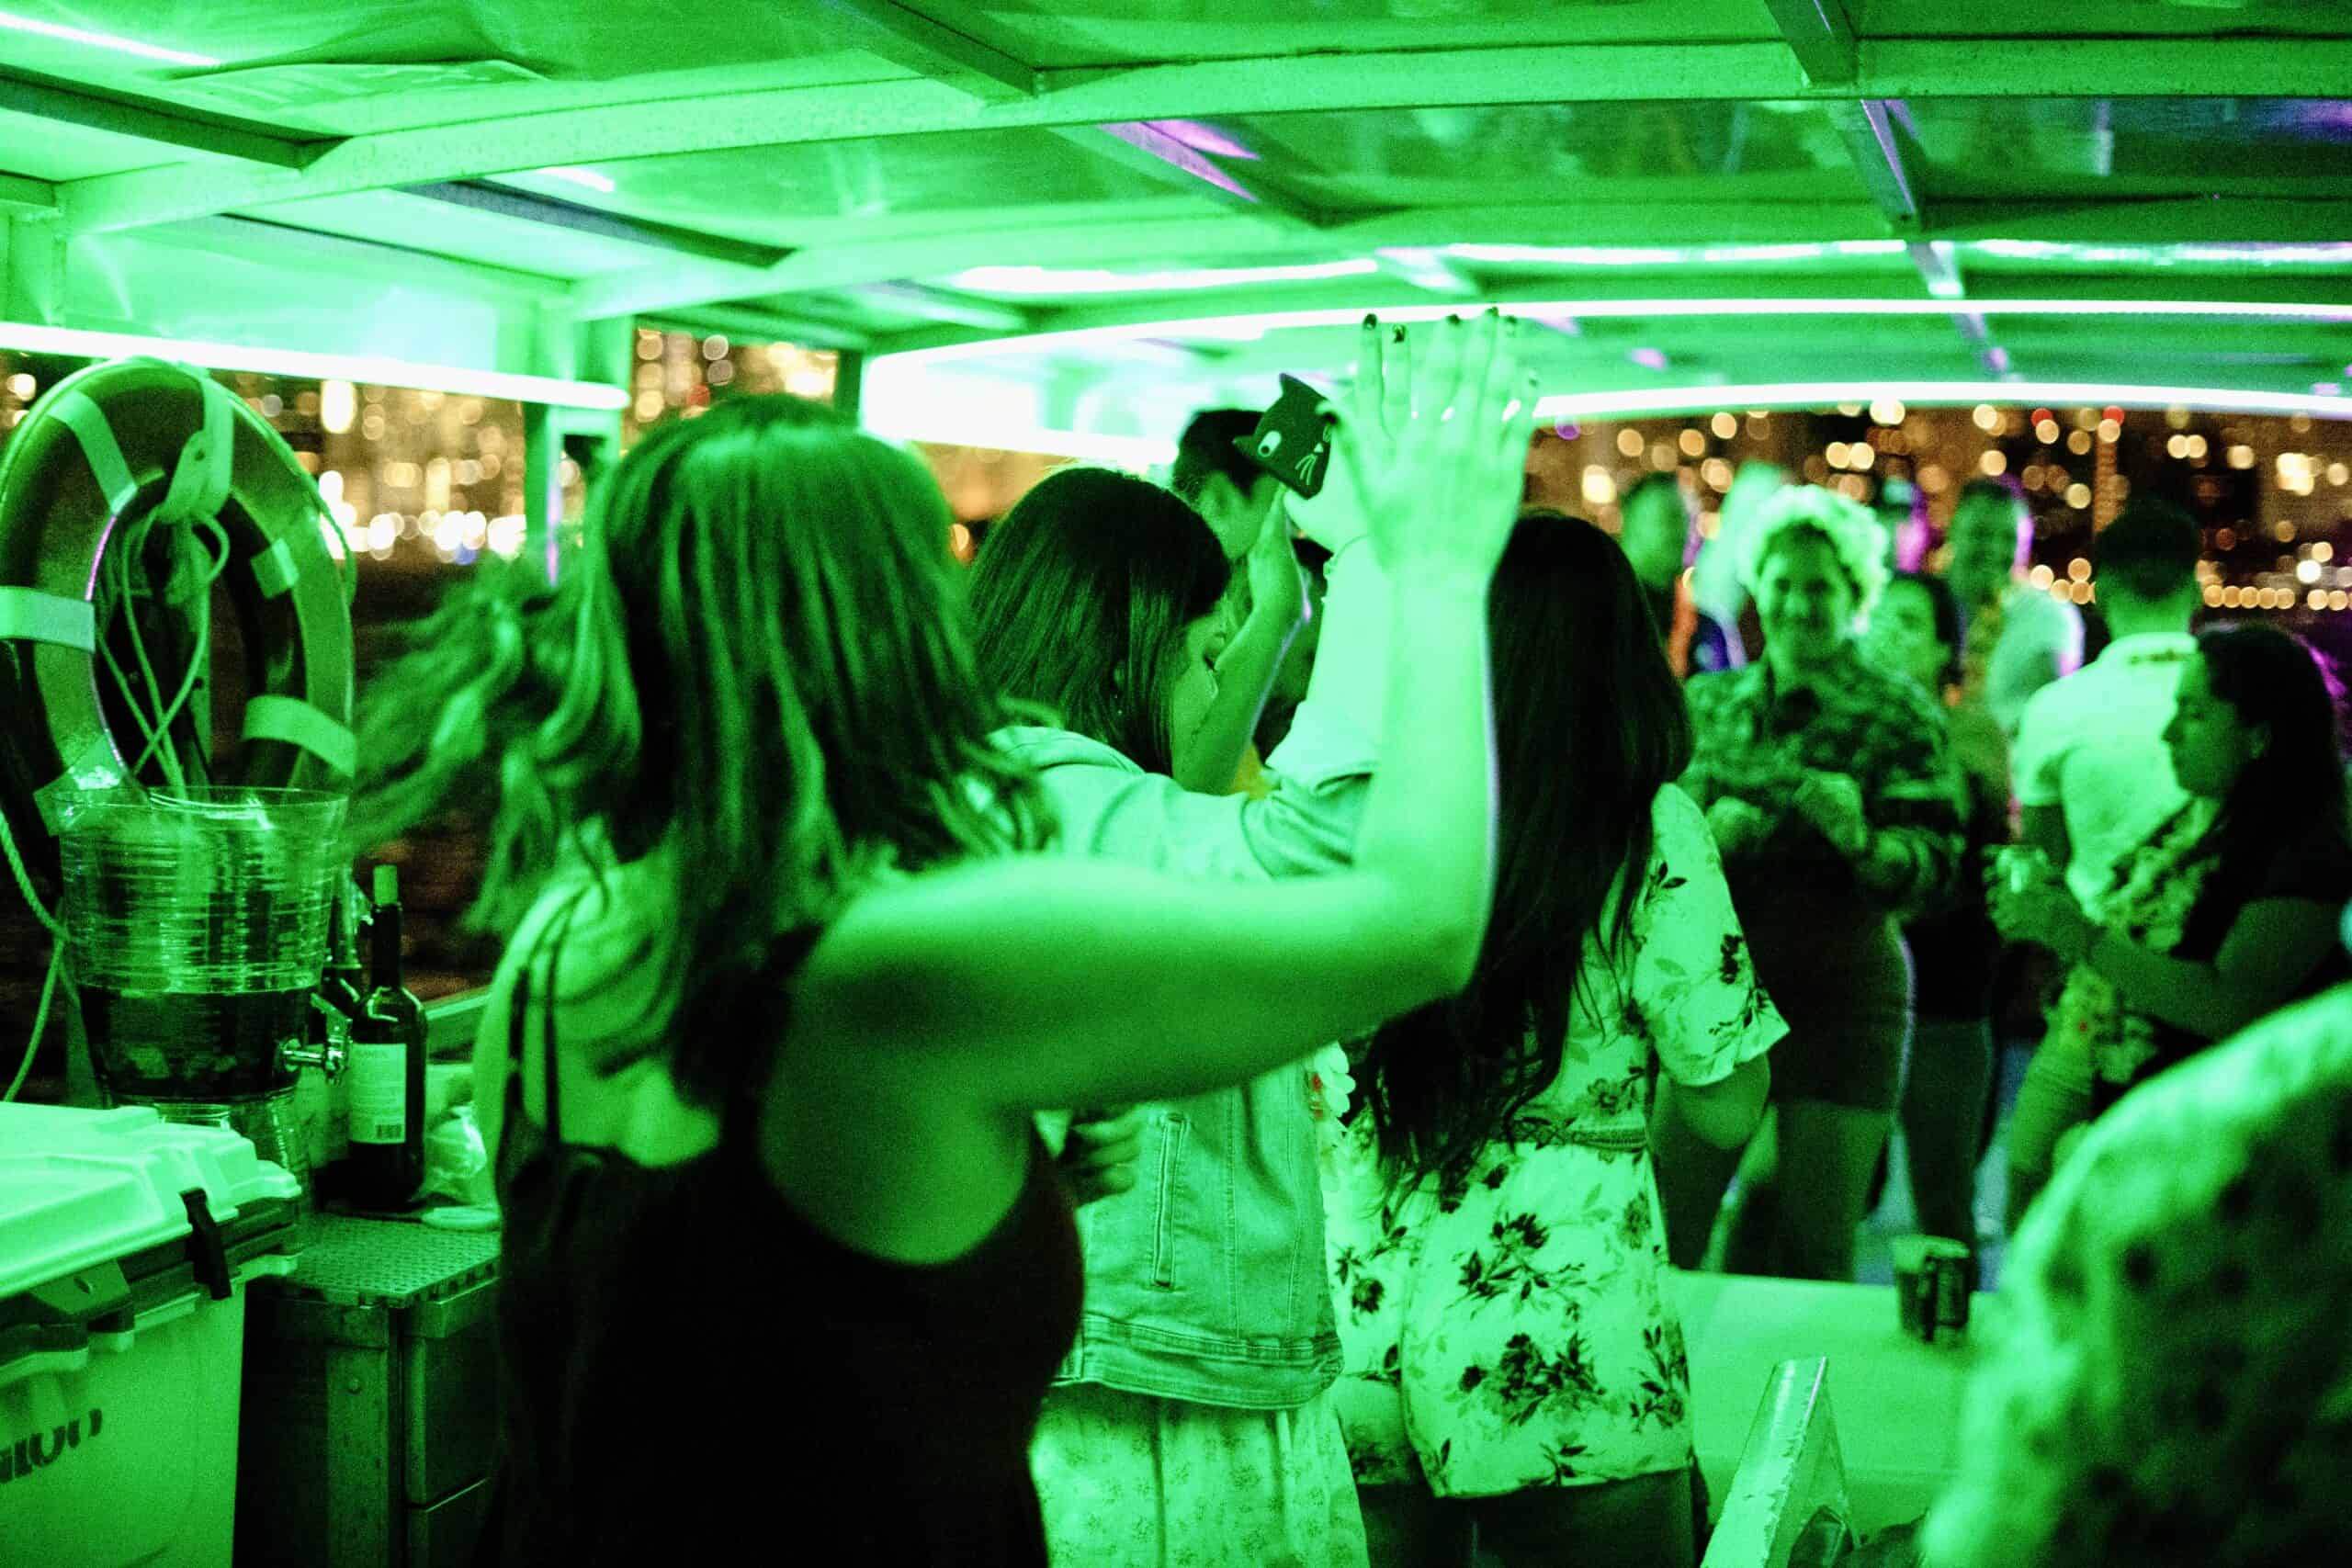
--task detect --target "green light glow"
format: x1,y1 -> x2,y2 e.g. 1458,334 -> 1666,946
859,406 -> 1174,468
536,167 -> 617,194
883,297 -> 2352,367
1532,381 -> 2352,422
951,260 -> 1380,296
0,321 -> 629,411
1445,242 -> 1908,266
0,8 -> 217,65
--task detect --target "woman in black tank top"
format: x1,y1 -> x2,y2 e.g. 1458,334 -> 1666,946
348,320 -> 1533,1563
481,898 -> 1080,1564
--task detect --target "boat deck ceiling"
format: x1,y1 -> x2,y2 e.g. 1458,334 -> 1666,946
1,2 -> 2348,417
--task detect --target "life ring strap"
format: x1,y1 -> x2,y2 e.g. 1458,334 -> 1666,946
252,537 -> 299,598
153,375 -> 236,529
0,587 -> 96,652
243,694 -> 356,777
53,391 -> 141,518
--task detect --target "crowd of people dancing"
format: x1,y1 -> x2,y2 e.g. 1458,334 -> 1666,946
348,310 -> 2352,1567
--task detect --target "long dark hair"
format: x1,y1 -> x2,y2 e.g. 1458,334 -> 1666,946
2199,623 -> 2350,882
1359,512 -> 1694,1192
967,466 -> 1231,776
1887,570 -> 1964,690
350,396 -> 1053,1107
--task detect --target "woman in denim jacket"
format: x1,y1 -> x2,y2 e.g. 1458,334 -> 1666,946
968,319 -> 1460,1567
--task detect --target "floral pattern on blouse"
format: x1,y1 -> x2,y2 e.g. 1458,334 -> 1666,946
1681,643 -> 1964,914
2051,798 -> 2222,1110
1321,787 -> 1786,1497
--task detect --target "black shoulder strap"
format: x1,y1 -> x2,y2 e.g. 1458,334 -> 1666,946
504,889 -> 589,1146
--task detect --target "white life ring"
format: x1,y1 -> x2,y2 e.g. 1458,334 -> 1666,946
0,355 -> 355,886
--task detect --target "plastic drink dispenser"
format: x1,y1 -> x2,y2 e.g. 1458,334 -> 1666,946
56,785 -> 349,1201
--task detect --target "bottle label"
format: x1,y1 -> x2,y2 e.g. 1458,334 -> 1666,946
347,1042 -> 407,1145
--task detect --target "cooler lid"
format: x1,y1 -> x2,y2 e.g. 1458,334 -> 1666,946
0,1102 -> 300,1300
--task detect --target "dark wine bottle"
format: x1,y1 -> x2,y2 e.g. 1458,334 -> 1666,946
346,864 -> 426,1210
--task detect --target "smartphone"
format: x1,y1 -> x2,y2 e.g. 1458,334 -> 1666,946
1234,374 -> 1333,500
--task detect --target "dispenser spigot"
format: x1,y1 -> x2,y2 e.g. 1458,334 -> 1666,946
282,1032 -> 346,1078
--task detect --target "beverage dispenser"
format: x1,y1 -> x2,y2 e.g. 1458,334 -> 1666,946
55,784 -> 351,1197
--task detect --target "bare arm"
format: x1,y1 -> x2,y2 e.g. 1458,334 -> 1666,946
810,312 -> 1526,1112
1663,1054 -> 1770,1150
1172,510 -> 1304,794
2081,897 -> 2341,1043
805,579 -> 1493,1111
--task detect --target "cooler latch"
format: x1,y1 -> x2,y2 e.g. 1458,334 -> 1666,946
178,1189 -> 232,1301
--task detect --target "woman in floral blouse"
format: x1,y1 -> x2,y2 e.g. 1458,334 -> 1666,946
1325,513 -> 1783,1568
1990,624 -> 2352,1137
1673,486 -> 1962,1283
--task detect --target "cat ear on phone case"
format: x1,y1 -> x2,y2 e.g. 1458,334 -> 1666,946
1233,374 -> 1334,500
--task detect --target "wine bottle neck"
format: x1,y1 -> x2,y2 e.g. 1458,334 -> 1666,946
371,901 -> 404,993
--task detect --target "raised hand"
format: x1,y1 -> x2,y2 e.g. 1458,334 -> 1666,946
1242,490 -> 1308,637
1330,310 -> 1532,585
1287,314 -> 1412,557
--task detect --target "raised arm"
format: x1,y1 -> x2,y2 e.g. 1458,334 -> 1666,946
1170,498 -> 1306,794
808,311 -> 1532,1111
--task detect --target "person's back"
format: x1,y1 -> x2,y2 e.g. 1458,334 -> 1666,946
483,865 -> 1081,1566
351,326 -> 1535,1565
2012,500 -> 2202,905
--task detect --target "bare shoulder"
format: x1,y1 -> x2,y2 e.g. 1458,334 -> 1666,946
754,940 -> 1035,1264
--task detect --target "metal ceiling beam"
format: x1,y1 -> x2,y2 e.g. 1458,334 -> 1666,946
567,204 -> 1895,321
643,302 -> 876,352
1759,0 -> 1859,85
1907,241 -> 1962,299
0,173 -> 55,215
1934,197 -> 2352,244
200,214 -> 573,300
0,70 -> 320,169
850,281 -> 1032,332
1951,310 -> 2014,378
56,36 -> 2352,236
566,189 -> 2352,322
1829,99 -> 1921,231
1049,121 -> 1336,226
405,181 -> 797,270
813,0 -> 1039,100
1049,121 -> 1482,303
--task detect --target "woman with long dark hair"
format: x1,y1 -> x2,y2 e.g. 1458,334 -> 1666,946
1993,622 -> 2352,1128
1864,570 -> 2003,1280
968,319 -> 1493,1568
347,312 -> 1533,1567
1325,512 -> 1783,1568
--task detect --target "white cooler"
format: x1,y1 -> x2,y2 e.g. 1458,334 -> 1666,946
0,1103 -> 304,1568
